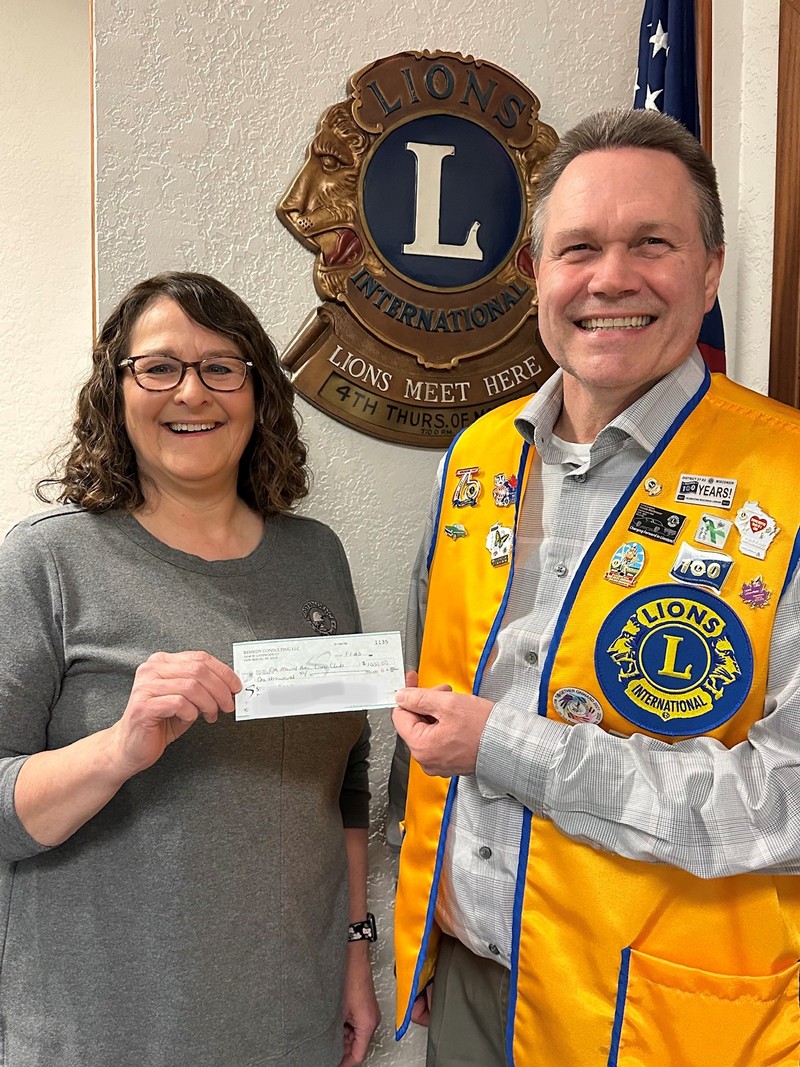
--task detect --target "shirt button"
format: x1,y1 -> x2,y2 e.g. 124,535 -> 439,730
525,650 -> 538,666
478,846 -> 493,860
554,562 -> 568,577
488,943 -> 500,955
574,472 -> 587,483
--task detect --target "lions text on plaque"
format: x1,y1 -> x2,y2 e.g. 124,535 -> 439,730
277,50 -> 558,448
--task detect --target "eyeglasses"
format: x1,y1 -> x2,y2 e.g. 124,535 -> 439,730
119,355 -> 253,392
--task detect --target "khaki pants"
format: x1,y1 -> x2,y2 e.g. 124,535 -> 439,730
426,935 -> 511,1067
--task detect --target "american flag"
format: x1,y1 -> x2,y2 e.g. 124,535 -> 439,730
634,0 -> 726,373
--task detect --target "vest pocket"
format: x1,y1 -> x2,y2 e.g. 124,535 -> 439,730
609,947 -> 800,1067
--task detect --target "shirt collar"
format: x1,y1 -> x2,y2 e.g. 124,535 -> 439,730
515,349 -> 707,461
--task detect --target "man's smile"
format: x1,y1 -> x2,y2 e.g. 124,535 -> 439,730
576,315 -> 656,331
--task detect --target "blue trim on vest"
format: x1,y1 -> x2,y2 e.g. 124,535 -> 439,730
395,775 -> 460,1039
781,527 -> 800,599
399,436 -> 530,1041
505,807 -> 532,1066
607,947 -> 632,1066
537,366 -> 711,716
474,442 -> 530,693
426,430 -> 466,573
483,440 -> 530,1063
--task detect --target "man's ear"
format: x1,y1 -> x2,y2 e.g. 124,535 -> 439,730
704,246 -> 725,312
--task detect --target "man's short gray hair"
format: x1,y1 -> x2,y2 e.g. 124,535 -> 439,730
531,107 -> 724,259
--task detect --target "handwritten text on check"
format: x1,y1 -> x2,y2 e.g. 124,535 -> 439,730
233,631 -> 404,720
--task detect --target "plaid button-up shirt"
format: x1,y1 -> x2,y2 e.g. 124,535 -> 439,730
403,352 -> 800,967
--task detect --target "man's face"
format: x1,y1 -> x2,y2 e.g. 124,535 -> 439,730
534,147 -> 723,413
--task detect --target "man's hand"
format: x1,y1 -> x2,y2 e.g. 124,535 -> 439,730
411,983 -> 433,1027
392,684 -> 494,778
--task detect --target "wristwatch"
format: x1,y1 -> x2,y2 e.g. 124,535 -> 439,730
347,913 -> 377,943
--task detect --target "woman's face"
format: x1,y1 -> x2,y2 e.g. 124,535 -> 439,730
121,298 -> 256,503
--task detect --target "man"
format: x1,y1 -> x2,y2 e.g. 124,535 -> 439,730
392,107 -> 800,1067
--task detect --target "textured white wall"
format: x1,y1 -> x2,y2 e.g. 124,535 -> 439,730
4,0 -> 781,1063
93,4 -> 643,1062
714,0 -> 780,391
0,3 -> 93,533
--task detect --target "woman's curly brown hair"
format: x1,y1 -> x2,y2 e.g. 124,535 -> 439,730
37,272 -> 309,514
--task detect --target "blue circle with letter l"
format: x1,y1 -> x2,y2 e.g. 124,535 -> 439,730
361,113 -> 524,290
594,583 -> 753,737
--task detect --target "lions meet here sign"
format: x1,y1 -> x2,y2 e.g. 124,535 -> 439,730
278,51 -> 558,448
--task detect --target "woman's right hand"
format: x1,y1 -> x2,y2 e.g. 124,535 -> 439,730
109,651 -> 241,778
13,651 -> 241,851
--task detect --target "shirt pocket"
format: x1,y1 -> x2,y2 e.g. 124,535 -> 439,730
609,947 -> 800,1067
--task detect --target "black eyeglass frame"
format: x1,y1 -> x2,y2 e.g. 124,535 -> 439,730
119,355 -> 254,393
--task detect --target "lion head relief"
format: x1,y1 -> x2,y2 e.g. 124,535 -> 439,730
277,101 -> 384,301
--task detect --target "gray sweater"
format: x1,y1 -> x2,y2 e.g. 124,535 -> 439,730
0,508 -> 370,1067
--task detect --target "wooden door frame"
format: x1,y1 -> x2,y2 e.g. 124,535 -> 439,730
696,0 -> 713,155
770,0 -> 800,407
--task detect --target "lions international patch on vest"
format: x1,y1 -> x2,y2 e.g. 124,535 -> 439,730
596,584 -> 752,737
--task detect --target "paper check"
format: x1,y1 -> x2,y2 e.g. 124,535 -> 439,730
233,631 -> 404,720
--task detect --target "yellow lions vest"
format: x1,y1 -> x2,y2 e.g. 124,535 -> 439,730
395,371 -> 800,1066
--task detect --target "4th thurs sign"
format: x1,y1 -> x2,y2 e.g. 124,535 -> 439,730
277,51 -> 559,448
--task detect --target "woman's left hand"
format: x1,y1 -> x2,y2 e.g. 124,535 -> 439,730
339,942 -> 380,1066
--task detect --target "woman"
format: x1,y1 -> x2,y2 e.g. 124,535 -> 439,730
0,272 -> 379,1067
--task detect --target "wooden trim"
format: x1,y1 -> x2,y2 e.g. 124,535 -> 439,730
770,0 -> 800,407
695,0 -> 712,153
89,0 -> 97,336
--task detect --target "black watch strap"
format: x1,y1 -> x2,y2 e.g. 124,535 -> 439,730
347,912 -> 377,942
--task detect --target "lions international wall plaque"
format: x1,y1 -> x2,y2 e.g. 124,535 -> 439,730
278,50 -> 559,448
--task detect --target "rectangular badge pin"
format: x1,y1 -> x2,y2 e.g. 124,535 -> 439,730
628,503 -> 686,545
669,542 -> 733,593
675,474 -> 737,510
233,631 -> 404,720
